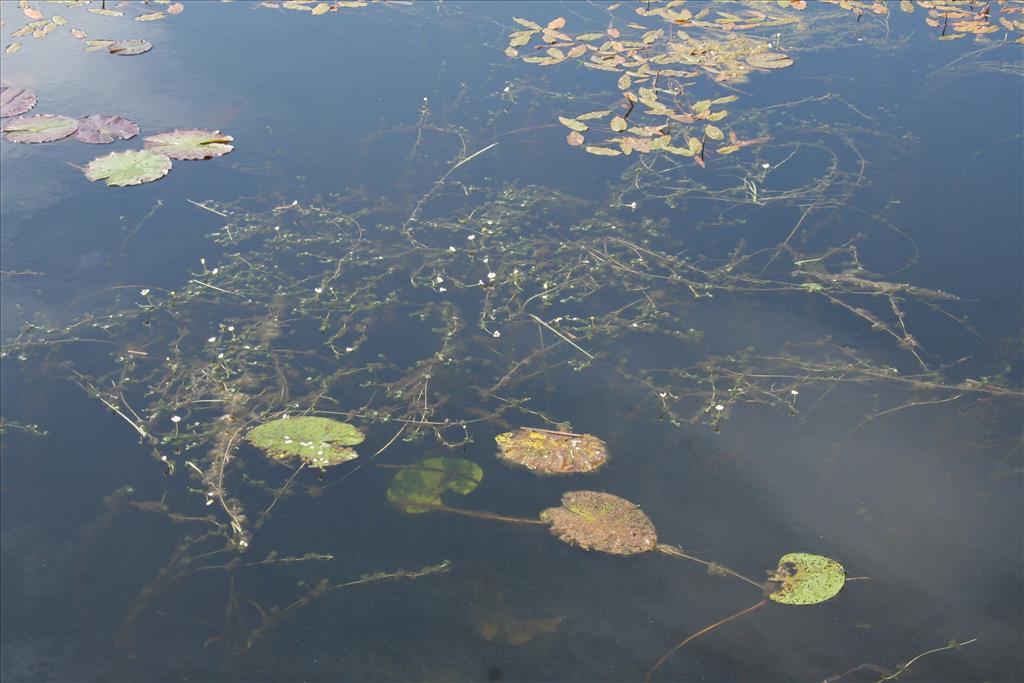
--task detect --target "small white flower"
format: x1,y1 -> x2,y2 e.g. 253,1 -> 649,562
448,245 -> 457,252
435,276 -> 444,284
314,287 -> 323,294
492,330 -> 501,338
762,163 -> 771,169
467,234 -> 476,241
160,455 -> 168,462
790,389 -> 799,396
503,85 -> 510,93
200,258 -> 206,265
482,257 -> 489,264
140,289 -> 150,296
217,353 -> 224,359
171,415 -> 182,423
274,225 -> 281,231
487,272 -> 496,280
715,404 -> 724,411
211,268 -> 219,275
438,287 -> 447,293
206,498 -> 214,506
227,326 -> 235,332
208,336 -> 217,343
659,392 -> 667,398
345,347 -> 354,353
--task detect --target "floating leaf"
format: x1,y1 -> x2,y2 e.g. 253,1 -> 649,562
73,115 -> 140,144
576,110 -> 611,120
88,8 -> 123,16
6,42 -> 22,55
566,131 -> 584,146
22,6 -> 44,20
70,28 -> 87,39
248,416 -> 364,468
617,73 -> 632,89
546,17 -> 566,30
557,116 -> 588,132
509,32 -> 531,47
768,553 -> 846,605
84,149 -> 171,187
704,124 -> 724,141
387,457 -> 483,514
746,52 -> 793,69
144,129 -> 234,160
541,491 -> 657,555
85,39 -> 114,52
311,2 -> 330,15
108,39 -> 152,56
167,3 -> 185,14
717,144 -> 740,155
51,15 -> 67,26
585,145 -> 622,156
2,114 -> 77,143
609,115 -> 628,132
575,32 -> 605,41
135,11 -> 165,21
0,87 -> 37,118
495,428 -> 608,474
512,17 -> 542,30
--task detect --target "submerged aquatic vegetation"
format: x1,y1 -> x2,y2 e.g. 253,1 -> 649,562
387,457 -> 484,513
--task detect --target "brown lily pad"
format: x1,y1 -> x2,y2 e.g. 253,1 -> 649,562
108,39 -> 152,56
0,87 -> 37,118
495,427 -> 608,474
73,115 -> 139,144
540,491 -> 657,555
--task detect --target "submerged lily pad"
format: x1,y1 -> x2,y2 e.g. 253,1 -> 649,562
84,149 -> 171,186
73,115 -> 140,144
248,416 -> 364,468
108,39 -> 152,56
768,552 -> 846,605
0,87 -> 37,118
540,491 -> 657,555
143,129 -> 234,160
495,428 -> 608,474
387,457 -> 483,514
2,114 -> 78,143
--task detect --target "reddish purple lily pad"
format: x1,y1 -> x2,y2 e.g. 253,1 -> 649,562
143,129 -> 234,160
108,39 -> 152,56
0,87 -> 37,118
73,115 -> 140,144
2,114 -> 78,143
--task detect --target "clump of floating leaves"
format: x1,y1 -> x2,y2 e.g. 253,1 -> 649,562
495,427 -> 608,474
541,491 -> 658,555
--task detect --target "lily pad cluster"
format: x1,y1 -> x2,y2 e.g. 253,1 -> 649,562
1,91 -> 234,186
247,416 -> 364,468
4,1 -> 185,57
540,490 -> 658,555
386,457 -> 483,513
495,427 -> 608,474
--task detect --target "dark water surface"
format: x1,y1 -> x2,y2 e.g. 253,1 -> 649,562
2,2 -> 1022,682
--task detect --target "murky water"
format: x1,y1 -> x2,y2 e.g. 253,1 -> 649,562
2,2 -> 1022,682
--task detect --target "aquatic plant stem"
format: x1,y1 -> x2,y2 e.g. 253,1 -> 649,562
414,502 -> 548,525
645,599 -> 768,682
655,544 -> 764,590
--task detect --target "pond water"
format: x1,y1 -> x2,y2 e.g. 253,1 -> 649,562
1,2 -> 1022,682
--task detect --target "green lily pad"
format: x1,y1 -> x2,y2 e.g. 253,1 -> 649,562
2,114 -> 78,143
83,149 -> 172,187
387,457 -> 483,514
768,552 -> 846,605
143,128 -> 234,160
248,416 -> 364,468
495,428 -> 608,474
540,491 -> 657,555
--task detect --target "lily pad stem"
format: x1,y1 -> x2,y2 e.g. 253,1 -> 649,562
655,543 -> 763,590
646,599 -> 768,682
415,502 -> 548,525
